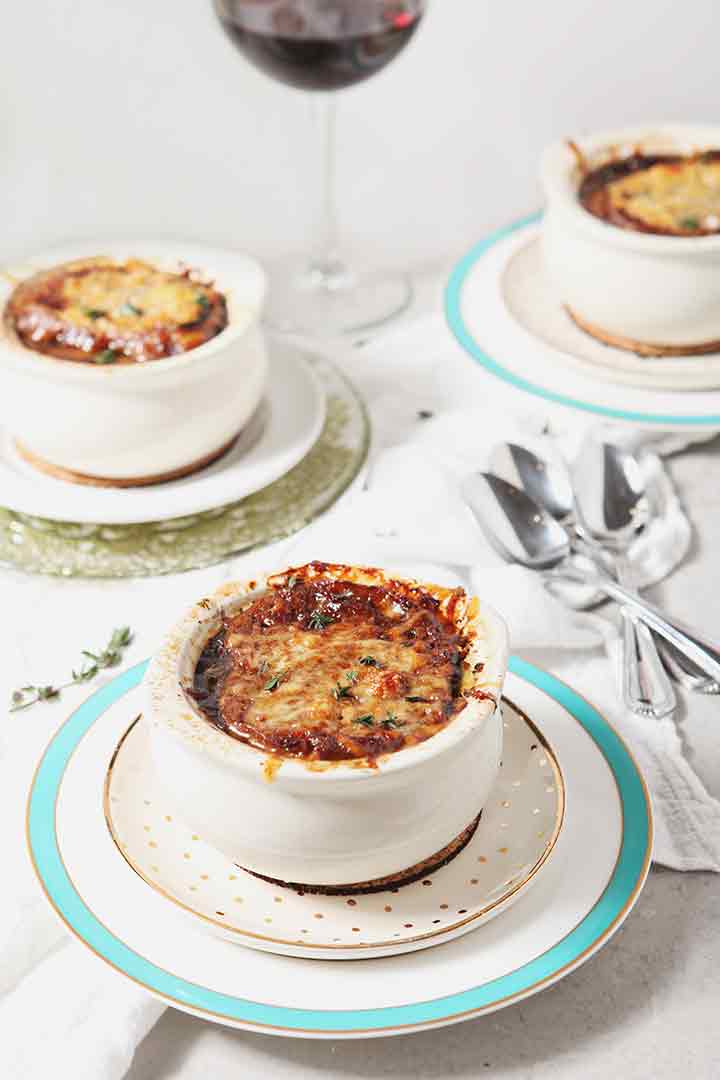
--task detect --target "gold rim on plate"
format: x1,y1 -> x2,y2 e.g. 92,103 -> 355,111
101,696 -> 566,953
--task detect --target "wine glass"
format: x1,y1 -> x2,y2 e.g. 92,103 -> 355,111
213,0 -> 426,335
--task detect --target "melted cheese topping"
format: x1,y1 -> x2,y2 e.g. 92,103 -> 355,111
607,158 -> 720,233
58,261 -> 211,328
5,257 -> 227,362
193,572 -> 468,762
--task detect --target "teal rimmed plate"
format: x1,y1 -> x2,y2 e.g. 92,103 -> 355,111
445,214 -> 720,428
27,657 -> 651,1038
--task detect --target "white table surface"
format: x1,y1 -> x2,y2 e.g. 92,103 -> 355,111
3,293 -> 719,1080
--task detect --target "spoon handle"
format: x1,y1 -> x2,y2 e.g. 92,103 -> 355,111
615,554 -> 677,719
557,569 -> 720,684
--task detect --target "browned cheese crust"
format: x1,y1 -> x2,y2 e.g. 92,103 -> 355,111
578,150 -> 720,236
5,257 -> 228,363
192,563 -> 471,762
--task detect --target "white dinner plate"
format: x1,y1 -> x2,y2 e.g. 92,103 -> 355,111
445,215 -> 720,429
0,339 -> 325,525
28,657 -> 651,1038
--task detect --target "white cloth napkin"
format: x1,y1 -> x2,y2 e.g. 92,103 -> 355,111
1,313 -> 719,1080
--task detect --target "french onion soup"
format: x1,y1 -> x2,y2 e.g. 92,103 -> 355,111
5,257 -> 228,363
192,563 -> 482,763
577,146 -> 720,237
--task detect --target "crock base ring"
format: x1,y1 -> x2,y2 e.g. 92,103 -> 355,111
566,306 -> 720,358
241,813 -> 482,896
13,432 -> 241,489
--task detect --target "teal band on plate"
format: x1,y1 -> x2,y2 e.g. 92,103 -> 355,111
27,656 -> 651,1034
445,213 -> 720,427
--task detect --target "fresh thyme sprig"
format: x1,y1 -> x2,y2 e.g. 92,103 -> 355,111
10,627 -> 133,713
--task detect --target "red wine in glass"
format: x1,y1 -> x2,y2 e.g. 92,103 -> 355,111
213,0 -> 426,334
215,1 -> 424,91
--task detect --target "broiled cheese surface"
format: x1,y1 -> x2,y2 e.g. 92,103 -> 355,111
6,258 -> 227,362
607,158 -> 720,234
193,576 -> 468,762
579,152 -> 720,236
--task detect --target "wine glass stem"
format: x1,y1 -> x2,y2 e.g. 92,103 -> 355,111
309,95 -> 351,290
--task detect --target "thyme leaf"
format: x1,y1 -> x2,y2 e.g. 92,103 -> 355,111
405,695 -> 431,703
359,655 -> 379,666
95,348 -> 118,365
354,714 -> 374,727
263,670 -> 287,692
333,681 -> 354,700
381,712 -> 403,729
308,611 -> 332,631
84,308 -> 106,319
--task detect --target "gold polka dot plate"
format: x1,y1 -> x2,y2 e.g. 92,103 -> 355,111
103,696 -> 563,960
27,659 -> 651,1036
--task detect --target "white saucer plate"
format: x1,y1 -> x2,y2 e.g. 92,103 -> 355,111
445,215 -> 720,429
0,339 -> 325,525
28,657 -> 651,1038
104,698 -> 564,961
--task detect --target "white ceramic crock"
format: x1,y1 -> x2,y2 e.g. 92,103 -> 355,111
145,565 -> 509,888
0,241 -> 268,481
541,124 -> 720,350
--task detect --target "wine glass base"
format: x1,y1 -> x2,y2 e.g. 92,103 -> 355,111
263,261 -> 413,337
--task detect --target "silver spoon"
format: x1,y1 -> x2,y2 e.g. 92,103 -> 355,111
572,438 -> 676,719
488,442 -> 617,584
490,441 -> 675,715
655,639 -> 720,694
462,472 -> 720,684
488,443 -> 576,527
491,442 -> 717,696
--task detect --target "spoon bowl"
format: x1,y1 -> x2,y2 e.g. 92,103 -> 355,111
572,439 -> 650,546
462,472 -> 572,569
488,443 -> 575,525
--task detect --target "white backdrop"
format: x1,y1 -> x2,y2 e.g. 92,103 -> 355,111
0,0 -> 716,268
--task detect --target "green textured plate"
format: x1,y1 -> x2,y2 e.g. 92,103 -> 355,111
0,356 -> 368,578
